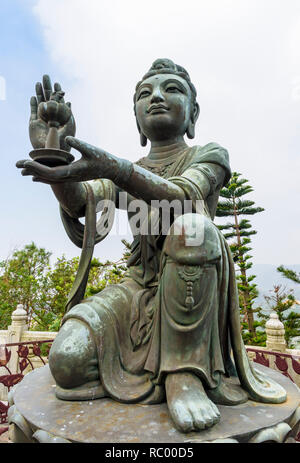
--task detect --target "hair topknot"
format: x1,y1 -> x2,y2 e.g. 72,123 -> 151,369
134,58 -> 197,103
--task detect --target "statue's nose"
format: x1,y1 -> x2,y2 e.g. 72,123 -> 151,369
151,88 -> 164,103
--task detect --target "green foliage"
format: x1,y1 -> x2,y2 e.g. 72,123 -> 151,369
277,266 -> 300,284
241,321 -> 267,346
0,241 -> 129,332
216,172 -> 265,344
0,243 -> 51,329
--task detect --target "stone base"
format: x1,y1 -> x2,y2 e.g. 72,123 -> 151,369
8,364 -> 300,443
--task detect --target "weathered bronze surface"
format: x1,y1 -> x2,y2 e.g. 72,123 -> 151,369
28,81 -> 75,167
16,59 -> 290,434
8,365 -> 300,443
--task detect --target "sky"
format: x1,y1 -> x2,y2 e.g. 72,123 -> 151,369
0,0 -> 300,267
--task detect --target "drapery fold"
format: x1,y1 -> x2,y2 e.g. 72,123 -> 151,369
60,143 -> 286,404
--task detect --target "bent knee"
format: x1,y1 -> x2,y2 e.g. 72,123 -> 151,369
49,319 -> 98,389
164,213 -> 221,265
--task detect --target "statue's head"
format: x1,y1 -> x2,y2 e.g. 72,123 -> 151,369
134,59 -> 200,146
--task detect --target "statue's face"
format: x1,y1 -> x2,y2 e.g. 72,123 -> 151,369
135,73 -> 193,142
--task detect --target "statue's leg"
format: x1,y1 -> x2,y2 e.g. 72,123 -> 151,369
49,279 -> 139,401
162,213 -> 246,432
49,318 -> 105,401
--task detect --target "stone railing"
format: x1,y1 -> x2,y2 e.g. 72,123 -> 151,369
0,339 -> 54,433
0,305 -> 56,434
245,312 -> 300,387
0,305 -> 57,403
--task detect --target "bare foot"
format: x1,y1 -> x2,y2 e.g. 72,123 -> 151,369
165,372 -> 220,433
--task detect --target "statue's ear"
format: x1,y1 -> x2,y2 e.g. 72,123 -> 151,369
186,102 -> 200,139
140,132 -> 147,147
136,120 -> 147,146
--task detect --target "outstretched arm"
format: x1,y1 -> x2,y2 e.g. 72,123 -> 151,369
17,137 -> 215,208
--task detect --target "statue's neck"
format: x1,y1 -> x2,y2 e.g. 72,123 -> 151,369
148,139 -> 188,161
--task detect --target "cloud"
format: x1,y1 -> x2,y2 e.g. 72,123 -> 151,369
30,0 -> 300,264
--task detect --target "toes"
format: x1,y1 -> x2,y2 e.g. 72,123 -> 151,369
208,401 -> 221,426
180,419 -> 194,433
189,407 -> 206,430
170,400 -> 194,433
211,411 -> 221,427
166,373 -> 221,433
190,400 -> 221,430
209,409 -> 221,426
210,401 -> 221,419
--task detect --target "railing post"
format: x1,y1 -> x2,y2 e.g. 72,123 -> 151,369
7,305 -> 28,374
266,312 -> 286,352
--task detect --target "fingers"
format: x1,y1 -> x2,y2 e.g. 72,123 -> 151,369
65,136 -> 98,160
17,160 -> 66,183
54,82 -> 66,103
35,76 -> 58,104
16,159 -> 30,168
30,96 -> 38,121
19,161 -> 53,177
43,75 -> 53,101
36,82 -> 45,104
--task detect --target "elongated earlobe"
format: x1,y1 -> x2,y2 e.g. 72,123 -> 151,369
135,118 -> 147,146
186,102 -> 200,139
186,121 -> 195,139
140,132 -> 147,146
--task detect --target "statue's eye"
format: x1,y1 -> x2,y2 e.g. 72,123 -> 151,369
138,90 -> 151,100
166,86 -> 181,93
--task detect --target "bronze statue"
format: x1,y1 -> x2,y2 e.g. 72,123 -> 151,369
16,59 -> 286,433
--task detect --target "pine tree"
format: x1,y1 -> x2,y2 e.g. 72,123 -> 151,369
277,266 -> 300,284
216,172 -> 264,341
274,265 -> 300,346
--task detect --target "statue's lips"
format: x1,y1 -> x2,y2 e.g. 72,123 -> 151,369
147,105 -> 169,114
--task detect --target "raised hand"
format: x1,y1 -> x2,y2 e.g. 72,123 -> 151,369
29,75 -> 76,152
16,136 -> 123,185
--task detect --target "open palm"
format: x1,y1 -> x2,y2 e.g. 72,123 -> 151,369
29,75 -> 76,152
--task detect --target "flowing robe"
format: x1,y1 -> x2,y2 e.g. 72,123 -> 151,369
61,143 -> 287,405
